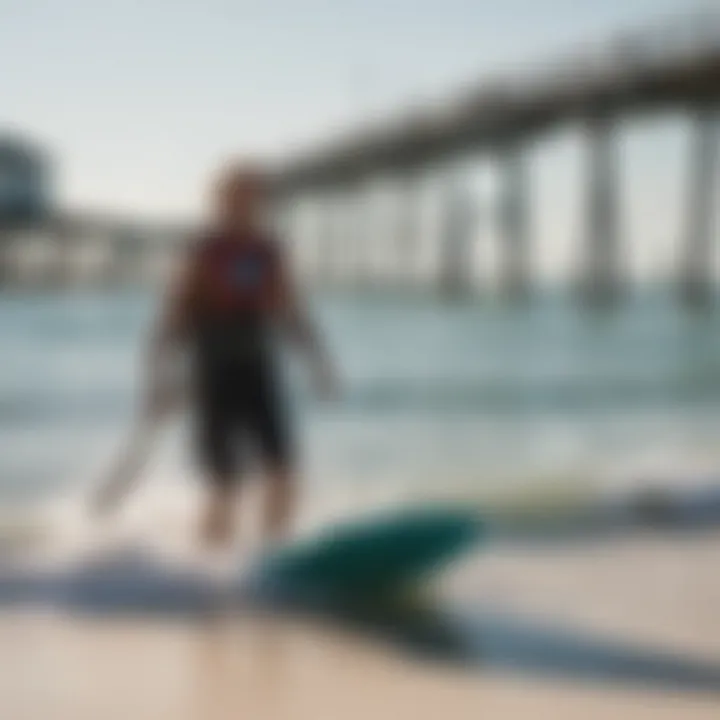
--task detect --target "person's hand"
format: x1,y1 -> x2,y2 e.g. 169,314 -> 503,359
144,378 -> 185,420
91,472 -> 127,517
89,421 -> 156,518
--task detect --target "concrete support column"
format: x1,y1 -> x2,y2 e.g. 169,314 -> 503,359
268,196 -> 294,260
305,196 -> 324,286
287,195 -> 316,286
437,166 -> 476,298
391,173 -> 423,288
348,185 -> 374,289
329,191 -> 353,285
315,192 -> 344,287
52,227 -> 78,287
268,194 -> 292,238
274,195 -> 304,277
299,196 -> 318,285
582,116 -> 622,304
338,187 -> 364,288
114,229 -> 145,286
498,144 -> 530,298
329,188 -> 371,287
97,236 -> 117,285
680,105 -> 719,306
357,186 -> 386,289
0,230 -> 12,286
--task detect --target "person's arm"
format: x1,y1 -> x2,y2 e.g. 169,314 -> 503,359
273,250 -> 337,397
142,248 -> 196,418
90,249 -> 196,514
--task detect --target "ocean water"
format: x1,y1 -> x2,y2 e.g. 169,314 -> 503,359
1,288 -> 720,535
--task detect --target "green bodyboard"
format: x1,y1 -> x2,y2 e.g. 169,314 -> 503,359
250,507 -> 483,599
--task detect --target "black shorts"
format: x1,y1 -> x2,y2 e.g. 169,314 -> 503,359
194,360 -> 293,482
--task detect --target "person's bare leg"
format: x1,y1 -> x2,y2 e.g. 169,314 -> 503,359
263,467 -> 295,543
201,481 -> 237,549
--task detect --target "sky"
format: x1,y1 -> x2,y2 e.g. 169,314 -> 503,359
0,0 -> 716,281
0,0 -> 702,213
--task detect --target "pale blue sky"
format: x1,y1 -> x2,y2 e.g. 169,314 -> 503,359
0,0 -> 700,223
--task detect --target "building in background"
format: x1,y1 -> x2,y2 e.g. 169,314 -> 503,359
0,135 -> 53,228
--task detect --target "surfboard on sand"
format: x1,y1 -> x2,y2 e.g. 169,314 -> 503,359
2,482 -> 720,614
245,482 -> 720,603
245,507 -> 485,602
0,507 -> 484,613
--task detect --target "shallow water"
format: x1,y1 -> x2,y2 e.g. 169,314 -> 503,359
2,288 -> 720,709
1,287 -> 720,539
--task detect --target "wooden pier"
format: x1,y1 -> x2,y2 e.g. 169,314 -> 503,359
1,11 -> 719,302
271,10 -> 720,302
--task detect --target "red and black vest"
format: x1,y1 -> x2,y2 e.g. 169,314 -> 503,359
188,230 -> 283,366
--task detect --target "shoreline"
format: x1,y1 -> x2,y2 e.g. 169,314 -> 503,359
2,532 -> 719,719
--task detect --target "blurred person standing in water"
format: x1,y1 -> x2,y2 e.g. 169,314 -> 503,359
137,162 -> 336,548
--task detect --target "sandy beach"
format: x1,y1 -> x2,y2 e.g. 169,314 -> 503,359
2,532 -> 719,720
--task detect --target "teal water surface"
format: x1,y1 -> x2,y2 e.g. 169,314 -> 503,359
1,288 -> 720,506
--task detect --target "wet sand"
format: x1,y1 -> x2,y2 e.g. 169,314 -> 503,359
2,533 -> 719,720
